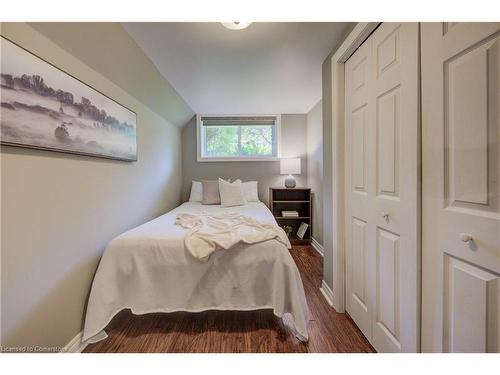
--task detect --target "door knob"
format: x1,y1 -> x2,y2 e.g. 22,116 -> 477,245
459,233 -> 473,243
382,212 -> 390,223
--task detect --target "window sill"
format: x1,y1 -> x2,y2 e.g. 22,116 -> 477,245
197,156 -> 280,162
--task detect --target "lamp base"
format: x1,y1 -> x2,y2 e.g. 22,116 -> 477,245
284,175 -> 296,188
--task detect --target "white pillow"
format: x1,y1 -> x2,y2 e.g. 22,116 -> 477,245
235,180 -> 259,202
189,181 -> 203,202
218,178 -> 247,207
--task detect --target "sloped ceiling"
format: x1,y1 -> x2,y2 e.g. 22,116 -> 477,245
123,22 -> 354,115
29,22 -> 195,128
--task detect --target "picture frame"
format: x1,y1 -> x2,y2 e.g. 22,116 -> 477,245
0,36 -> 137,161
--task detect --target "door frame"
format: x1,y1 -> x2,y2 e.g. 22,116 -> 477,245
324,22 -> 380,313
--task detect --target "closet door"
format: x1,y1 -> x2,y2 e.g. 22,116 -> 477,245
421,22 -> 500,353
345,22 -> 419,353
345,38 -> 373,341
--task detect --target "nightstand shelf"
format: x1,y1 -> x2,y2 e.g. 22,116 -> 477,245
273,200 -> 310,203
275,217 -> 311,220
269,187 -> 312,245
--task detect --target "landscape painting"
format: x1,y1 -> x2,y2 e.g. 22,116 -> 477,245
0,36 -> 137,161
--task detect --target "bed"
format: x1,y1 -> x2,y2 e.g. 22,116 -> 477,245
82,201 -> 310,343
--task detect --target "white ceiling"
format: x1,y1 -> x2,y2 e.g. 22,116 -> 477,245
123,22 -> 353,115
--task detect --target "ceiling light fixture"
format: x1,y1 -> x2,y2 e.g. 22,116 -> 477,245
221,22 -> 252,30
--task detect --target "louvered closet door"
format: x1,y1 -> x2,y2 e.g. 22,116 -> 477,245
421,22 -> 500,353
345,23 -> 419,353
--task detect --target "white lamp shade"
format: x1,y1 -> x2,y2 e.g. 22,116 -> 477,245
280,158 -> 301,175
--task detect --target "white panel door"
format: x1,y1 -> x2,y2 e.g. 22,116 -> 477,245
345,38 -> 372,341
345,23 -> 419,353
422,22 -> 500,353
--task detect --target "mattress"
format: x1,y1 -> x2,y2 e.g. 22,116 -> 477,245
82,201 -> 310,343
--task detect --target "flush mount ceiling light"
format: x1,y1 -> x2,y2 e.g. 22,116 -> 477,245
221,22 -> 252,30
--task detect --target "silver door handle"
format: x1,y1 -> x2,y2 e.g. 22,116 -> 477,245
459,233 -> 473,242
382,212 -> 390,223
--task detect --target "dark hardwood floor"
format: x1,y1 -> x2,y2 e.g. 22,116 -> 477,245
84,245 -> 375,353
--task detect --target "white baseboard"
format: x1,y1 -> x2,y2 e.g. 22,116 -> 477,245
311,237 -> 324,257
61,331 -> 87,353
319,280 -> 334,307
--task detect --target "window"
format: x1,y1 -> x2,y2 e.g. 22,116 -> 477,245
197,115 -> 281,161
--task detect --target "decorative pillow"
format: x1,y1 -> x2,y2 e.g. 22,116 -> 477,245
219,178 -> 247,207
202,180 -> 221,205
241,181 -> 259,202
188,181 -> 203,202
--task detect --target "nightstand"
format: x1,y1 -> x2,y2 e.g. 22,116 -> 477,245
269,187 -> 312,245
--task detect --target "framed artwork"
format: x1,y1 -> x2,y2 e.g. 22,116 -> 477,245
0,36 -> 137,161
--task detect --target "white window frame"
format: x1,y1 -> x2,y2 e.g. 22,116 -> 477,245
196,114 -> 282,162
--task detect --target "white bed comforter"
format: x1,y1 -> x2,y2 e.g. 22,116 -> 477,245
82,202 -> 310,342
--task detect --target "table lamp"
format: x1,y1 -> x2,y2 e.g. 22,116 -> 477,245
280,158 -> 301,188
